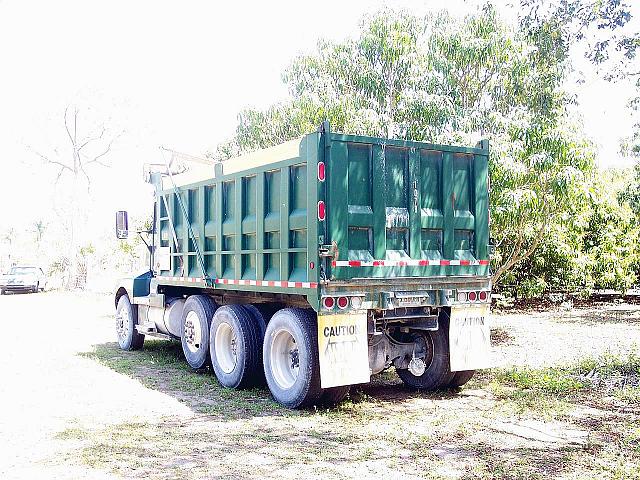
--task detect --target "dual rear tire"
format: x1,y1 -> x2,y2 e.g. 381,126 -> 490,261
395,312 -> 475,390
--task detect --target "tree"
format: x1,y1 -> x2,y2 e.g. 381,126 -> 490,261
213,6 -> 595,286
29,106 -> 122,288
33,220 -> 46,244
520,0 -> 637,80
520,1 -> 640,157
506,168 -> 640,296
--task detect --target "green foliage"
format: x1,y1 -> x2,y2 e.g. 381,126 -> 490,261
504,168 -> 640,294
575,350 -> 640,378
495,367 -> 586,395
493,351 -> 640,401
520,0 -> 637,80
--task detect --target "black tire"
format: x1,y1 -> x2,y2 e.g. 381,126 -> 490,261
241,304 -> 269,383
449,370 -> 475,388
116,295 -> 145,351
180,295 -> 217,370
0,288 -> 5,295
32,283 -> 38,293
241,304 -> 267,340
210,305 -> 262,389
396,313 -> 455,390
263,308 -> 323,408
319,386 -> 350,406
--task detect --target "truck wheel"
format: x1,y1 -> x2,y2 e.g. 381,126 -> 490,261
180,295 -> 217,370
116,295 -> 144,351
449,370 -> 475,388
263,308 -> 322,408
319,386 -> 350,406
210,305 -> 262,388
396,325 -> 454,391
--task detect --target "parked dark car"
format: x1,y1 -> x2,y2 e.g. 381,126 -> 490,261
0,266 -> 47,294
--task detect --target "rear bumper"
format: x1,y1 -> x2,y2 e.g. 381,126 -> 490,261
321,275 -> 491,310
323,275 -> 491,292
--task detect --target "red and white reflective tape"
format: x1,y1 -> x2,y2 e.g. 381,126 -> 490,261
157,276 -> 318,289
215,278 -> 318,289
331,259 -> 490,267
157,276 -> 206,283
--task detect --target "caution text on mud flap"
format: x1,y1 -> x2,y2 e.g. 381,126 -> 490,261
318,313 -> 370,389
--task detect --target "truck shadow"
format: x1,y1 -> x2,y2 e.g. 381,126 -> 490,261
79,339 -> 461,420
72,341 -> 585,478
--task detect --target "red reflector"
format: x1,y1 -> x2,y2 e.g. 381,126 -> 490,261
317,162 -> 326,181
309,262 -> 315,270
468,291 -> 477,302
337,296 -> 348,309
479,291 -> 488,302
318,201 -> 326,221
323,297 -> 335,309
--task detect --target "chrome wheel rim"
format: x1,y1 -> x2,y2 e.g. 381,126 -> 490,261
270,328 -> 299,390
184,311 -> 202,353
116,305 -> 130,342
215,321 -> 237,374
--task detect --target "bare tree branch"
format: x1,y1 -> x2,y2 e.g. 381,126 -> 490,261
27,145 -> 72,171
84,130 -> 122,167
78,160 -> 91,191
77,125 -> 105,152
54,165 -> 66,185
64,106 -> 74,148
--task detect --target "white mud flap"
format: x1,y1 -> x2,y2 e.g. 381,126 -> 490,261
449,304 -> 492,371
317,313 -> 370,388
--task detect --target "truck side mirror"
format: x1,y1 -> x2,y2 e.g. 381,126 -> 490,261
116,211 -> 129,239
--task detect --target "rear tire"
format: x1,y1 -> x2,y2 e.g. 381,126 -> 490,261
116,295 -> 144,351
180,295 -> 217,370
263,308 -> 322,408
210,305 -> 262,388
449,370 -> 475,388
396,313 -> 454,390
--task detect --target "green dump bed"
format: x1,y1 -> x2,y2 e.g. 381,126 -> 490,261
155,126 -> 490,310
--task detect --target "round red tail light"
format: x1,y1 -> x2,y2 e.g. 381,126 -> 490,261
479,291 -> 488,302
322,296 -> 335,309
318,201 -> 326,221
468,291 -> 478,302
337,296 -> 349,309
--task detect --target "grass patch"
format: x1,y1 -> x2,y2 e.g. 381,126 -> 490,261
491,352 -> 639,396
494,367 -> 586,395
485,352 -> 640,419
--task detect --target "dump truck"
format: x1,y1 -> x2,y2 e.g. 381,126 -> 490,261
114,123 -> 491,408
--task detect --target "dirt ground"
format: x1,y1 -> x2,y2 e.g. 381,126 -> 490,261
1,291 -> 638,479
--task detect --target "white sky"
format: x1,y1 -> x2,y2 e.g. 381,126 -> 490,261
0,0 -> 637,234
